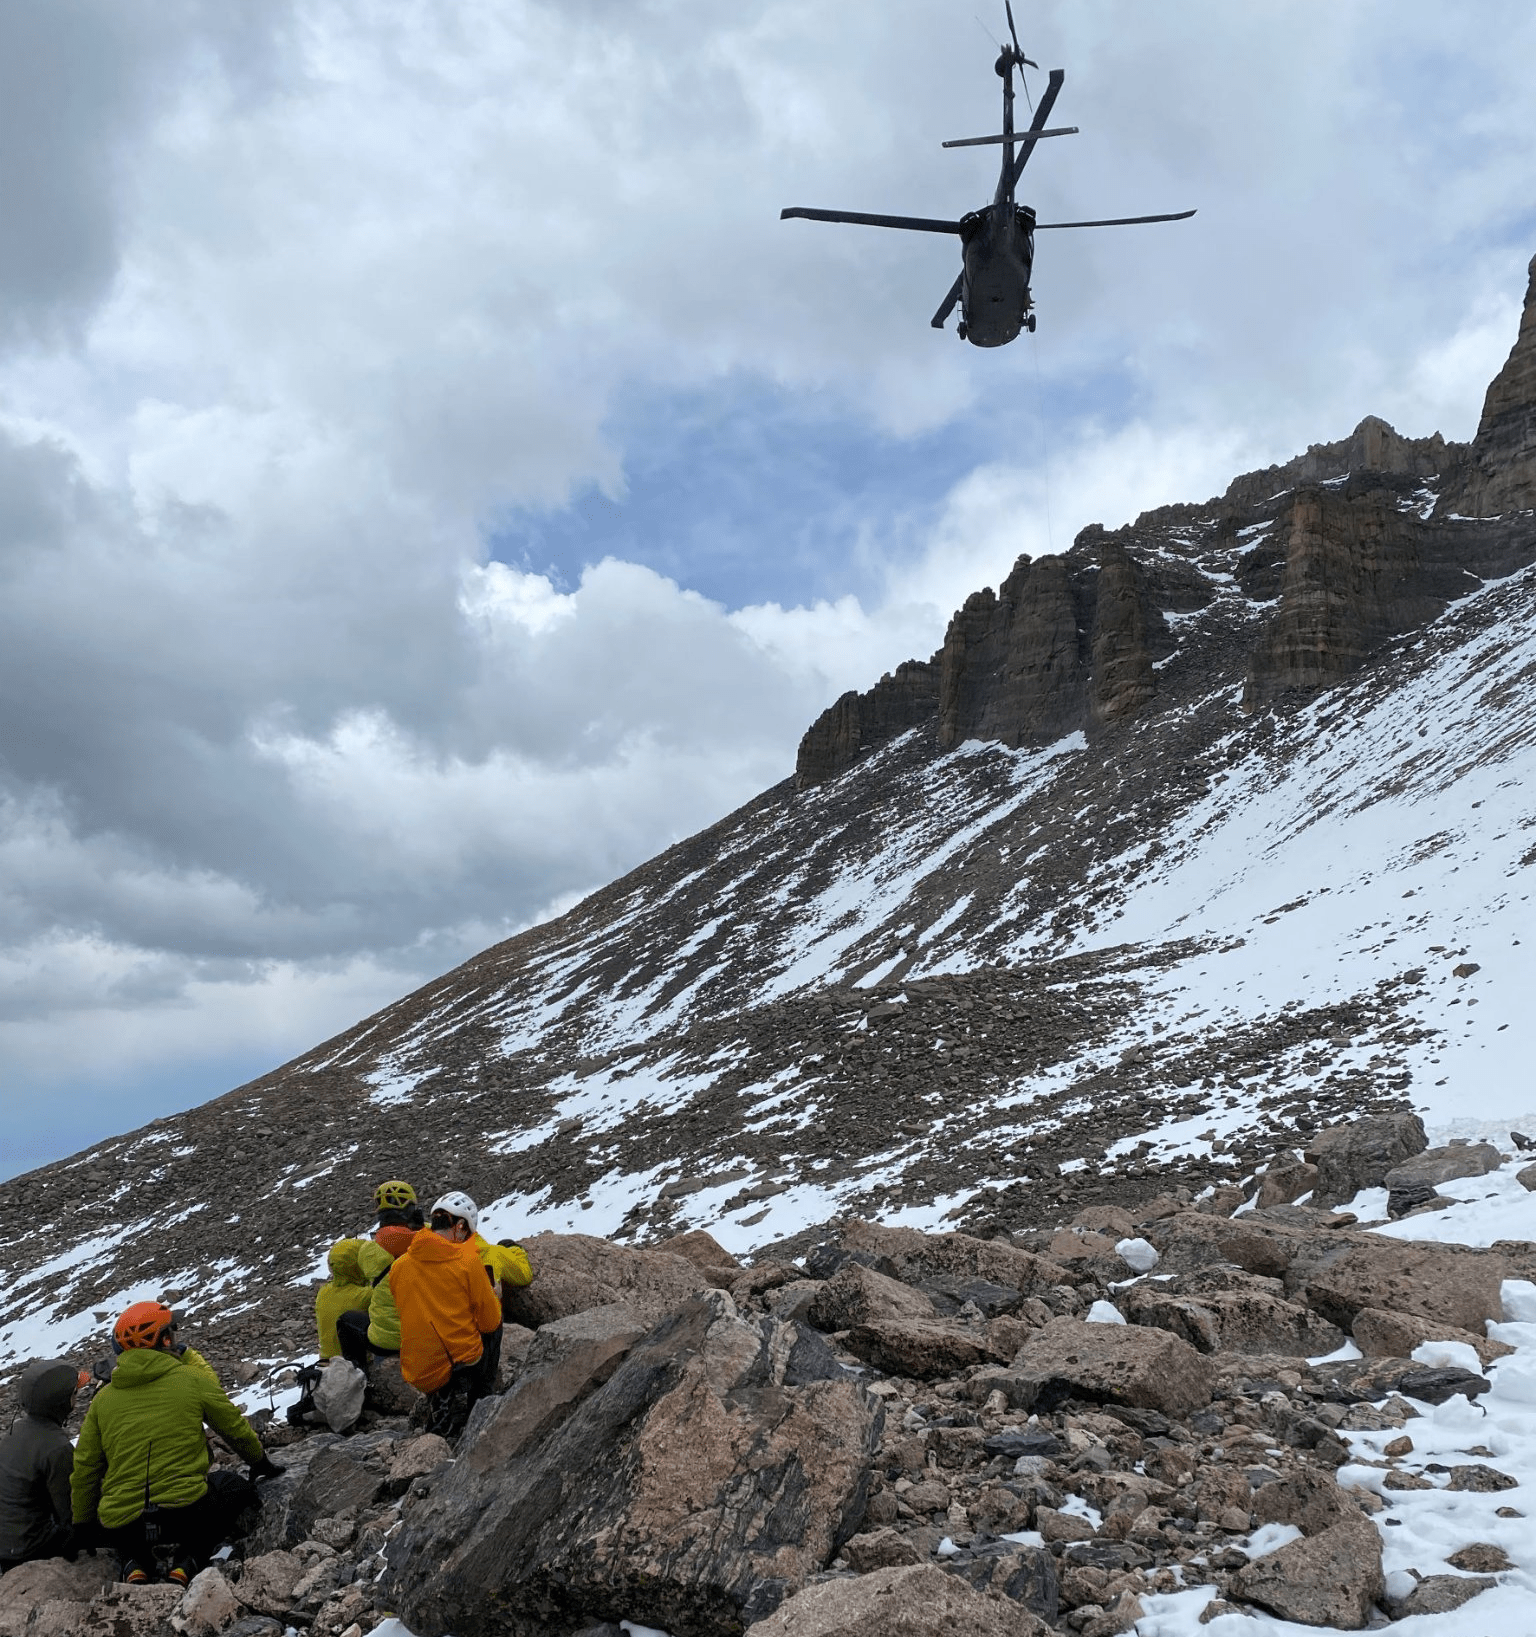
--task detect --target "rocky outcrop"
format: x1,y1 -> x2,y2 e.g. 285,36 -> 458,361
1230,1514 -> 1384,1629
1221,414 -> 1462,513
1304,1112 -> 1427,1208
1240,479 -> 1481,708
500,1231 -> 710,1328
387,1293 -> 882,1636
794,660 -> 940,788
1010,1315 -> 1217,1417
1438,253 -> 1536,518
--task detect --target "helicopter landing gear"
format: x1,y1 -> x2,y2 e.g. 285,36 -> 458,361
1025,313 -> 1036,332
957,321 -> 968,341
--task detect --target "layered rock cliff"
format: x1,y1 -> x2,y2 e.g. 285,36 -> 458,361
796,256 -> 1536,785
1438,252 -> 1536,519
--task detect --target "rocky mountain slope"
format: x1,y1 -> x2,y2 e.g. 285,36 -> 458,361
1,254 -> 1534,1397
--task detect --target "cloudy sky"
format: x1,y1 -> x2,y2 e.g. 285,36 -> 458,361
2,0 -> 1533,1178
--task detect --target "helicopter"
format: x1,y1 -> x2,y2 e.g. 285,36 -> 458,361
780,4 -> 1194,347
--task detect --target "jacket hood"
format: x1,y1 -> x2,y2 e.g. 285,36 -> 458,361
328,1237 -> 368,1284
374,1223 -> 418,1260
107,1347 -> 185,1388
408,1229 -> 473,1264
18,1357 -> 77,1422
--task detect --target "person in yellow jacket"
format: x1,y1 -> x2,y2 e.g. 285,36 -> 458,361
71,1303 -> 281,1586
315,1238 -> 372,1360
390,1192 -> 503,1438
335,1180 -> 422,1372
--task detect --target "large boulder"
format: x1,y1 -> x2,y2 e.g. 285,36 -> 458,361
55,1585 -> 181,1637
840,1221 -> 1077,1298
1382,1141 -> 1503,1192
1138,1211 -> 1301,1278
1351,1305 -> 1513,1367
1010,1316 -> 1216,1417
386,1294 -> 882,1637
501,1232 -> 709,1328
1122,1283 -> 1341,1357
808,1262 -> 938,1331
1289,1236 -> 1508,1333
1304,1113 -> 1426,1207
743,1563 -> 1051,1636
841,1317 -> 1002,1380
0,1556 -> 115,1637
1231,1514 -> 1384,1628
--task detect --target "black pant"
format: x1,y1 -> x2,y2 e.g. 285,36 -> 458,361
0,1520 -> 71,1572
100,1471 -> 257,1571
335,1308 -> 397,1373
424,1328 -> 502,1438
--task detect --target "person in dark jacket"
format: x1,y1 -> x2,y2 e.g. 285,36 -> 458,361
0,1358 -> 85,1571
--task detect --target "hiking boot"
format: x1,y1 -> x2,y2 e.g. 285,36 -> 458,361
122,1559 -> 151,1584
167,1557 -> 196,1586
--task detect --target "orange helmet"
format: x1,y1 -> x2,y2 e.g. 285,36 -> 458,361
114,1301 -> 175,1352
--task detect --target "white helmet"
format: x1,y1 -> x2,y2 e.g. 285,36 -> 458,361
431,1191 -> 479,1233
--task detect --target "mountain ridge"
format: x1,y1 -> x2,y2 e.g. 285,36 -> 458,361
2,251 -> 1534,1396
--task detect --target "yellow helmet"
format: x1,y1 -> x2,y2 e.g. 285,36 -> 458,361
374,1179 -> 417,1212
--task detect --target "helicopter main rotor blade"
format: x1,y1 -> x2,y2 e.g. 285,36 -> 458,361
1034,210 -> 1197,228
1009,68 -> 1065,188
930,271 -> 965,329
780,207 -> 961,234
943,126 -> 1077,149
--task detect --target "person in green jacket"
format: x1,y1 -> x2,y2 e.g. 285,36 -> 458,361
336,1180 -> 422,1373
71,1302 -> 281,1586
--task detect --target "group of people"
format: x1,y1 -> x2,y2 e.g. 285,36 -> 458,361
0,1301 -> 279,1585
0,1176 -> 530,1586
315,1179 -> 531,1436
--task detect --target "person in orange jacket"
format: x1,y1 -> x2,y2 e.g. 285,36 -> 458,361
389,1191 -> 502,1438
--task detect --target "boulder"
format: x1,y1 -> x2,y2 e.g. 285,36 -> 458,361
500,1232 -> 709,1328
1255,1151 -> 1319,1209
461,1303 -> 649,1476
387,1431 -> 453,1491
61,1585 -> 182,1637
951,1544 -> 1059,1622
842,1317 -> 1000,1379
1386,1575 -> 1497,1618
235,1549 -> 308,1618
1122,1284 -> 1341,1357
1010,1317 -> 1216,1418
840,1220 -> 1076,1297
1291,1236 -> 1508,1333
842,1527 -> 922,1571
1139,1212 -> 1300,1278
1231,1514 -> 1384,1628
663,1228 -> 741,1273
1383,1141 -> 1503,1192
1350,1306 -> 1513,1367
743,1563 -> 1051,1636
808,1262 -> 938,1331
179,1566 -> 240,1636
387,1294 -> 882,1637
1249,1469 -> 1352,1536
1304,1113 -> 1426,1207
0,1556 -> 115,1637
284,1442 -> 387,1544
365,1353 -> 421,1415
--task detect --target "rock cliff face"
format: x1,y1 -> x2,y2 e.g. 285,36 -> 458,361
796,254 -> 1536,783
1438,253 -> 1536,520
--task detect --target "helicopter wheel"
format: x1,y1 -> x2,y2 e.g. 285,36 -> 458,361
1025,314 -> 1036,333
957,322 -> 967,341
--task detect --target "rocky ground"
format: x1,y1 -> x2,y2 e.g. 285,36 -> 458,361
6,1111 -> 1536,1637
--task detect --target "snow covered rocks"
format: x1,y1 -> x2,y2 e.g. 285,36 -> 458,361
385,1292 -> 882,1636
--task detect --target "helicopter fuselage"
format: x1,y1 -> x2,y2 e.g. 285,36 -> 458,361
959,203 -> 1036,347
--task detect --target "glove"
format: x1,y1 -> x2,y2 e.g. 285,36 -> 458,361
249,1454 -> 284,1483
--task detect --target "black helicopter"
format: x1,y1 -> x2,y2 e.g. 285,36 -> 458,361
781,5 -> 1194,347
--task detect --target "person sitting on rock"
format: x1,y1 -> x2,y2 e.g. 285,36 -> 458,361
471,1230 -> 533,1312
0,1358 -> 89,1572
316,1236 -> 373,1361
335,1179 -> 424,1376
391,1191 -> 504,1438
70,1302 -> 282,1587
